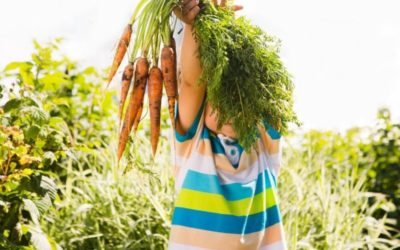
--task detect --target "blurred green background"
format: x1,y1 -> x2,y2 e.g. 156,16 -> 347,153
0,41 -> 399,249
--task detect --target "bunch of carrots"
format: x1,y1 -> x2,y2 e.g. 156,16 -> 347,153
108,0 -> 179,161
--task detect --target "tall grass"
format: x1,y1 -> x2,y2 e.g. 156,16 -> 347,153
280,129 -> 399,249
43,131 -> 175,249
42,126 -> 400,249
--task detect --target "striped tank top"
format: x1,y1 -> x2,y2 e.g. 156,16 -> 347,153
169,101 -> 287,250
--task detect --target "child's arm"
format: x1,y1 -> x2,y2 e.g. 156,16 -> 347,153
173,1 -> 243,134
174,0 -> 205,134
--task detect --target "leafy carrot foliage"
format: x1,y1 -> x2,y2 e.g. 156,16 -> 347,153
194,3 -> 300,150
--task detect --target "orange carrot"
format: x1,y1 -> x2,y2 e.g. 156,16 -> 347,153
161,46 -> 177,128
171,36 -> 178,90
117,57 -> 149,160
132,105 -> 143,134
119,63 -> 134,121
171,36 -> 177,69
108,24 -> 132,86
148,66 -> 163,156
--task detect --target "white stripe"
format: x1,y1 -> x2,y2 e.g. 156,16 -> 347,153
217,152 -> 267,184
174,164 -> 188,193
188,152 -> 260,184
168,241 -> 209,250
259,240 -> 287,250
265,152 -> 281,178
176,153 -> 217,175
174,155 -> 186,171
176,151 -> 276,186
169,240 -> 287,250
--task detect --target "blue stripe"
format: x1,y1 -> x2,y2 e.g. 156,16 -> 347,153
199,127 -> 226,155
171,205 -> 281,234
175,100 -> 205,142
263,120 -> 281,140
200,126 -> 211,139
200,128 -> 245,163
209,131 -> 226,154
182,169 -> 274,201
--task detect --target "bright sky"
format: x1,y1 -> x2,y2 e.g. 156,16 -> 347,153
0,0 -> 399,130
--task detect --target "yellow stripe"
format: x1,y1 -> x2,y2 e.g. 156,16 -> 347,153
175,187 -> 277,216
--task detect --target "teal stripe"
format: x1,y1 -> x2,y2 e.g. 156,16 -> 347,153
263,120 -> 281,140
199,127 -> 228,155
181,169 -> 274,201
200,125 -> 211,139
209,131 -> 226,154
175,100 -> 205,142
171,205 -> 281,234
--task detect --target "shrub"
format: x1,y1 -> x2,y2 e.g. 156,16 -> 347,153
2,39 -> 118,175
0,84 -> 67,249
361,108 -> 400,233
0,39 -> 116,249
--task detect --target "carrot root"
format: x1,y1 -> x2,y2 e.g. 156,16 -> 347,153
108,24 -> 132,86
148,66 -> 163,156
133,105 -> 143,134
161,46 -> 177,128
117,57 -> 149,161
119,63 -> 134,121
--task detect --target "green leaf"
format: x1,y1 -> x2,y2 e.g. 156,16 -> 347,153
3,61 -> 33,72
28,224 -> 54,250
14,145 -> 29,157
35,138 -> 46,150
20,106 -> 49,125
40,72 -> 66,91
48,117 -> 69,134
34,193 -> 52,214
21,224 -> 30,235
19,155 -> 41,166
23,198 -> 40,225
43,151 -> 57,166
21,168 -> 34,177
3,62 -> 21,71
25,125 -> 41,140
3,98 -> 22,112
3,229 -> 10,238
83,66 -> 98,75
3,180 -> 19,192
24,96 -> 42,108
40,176 -> 57,200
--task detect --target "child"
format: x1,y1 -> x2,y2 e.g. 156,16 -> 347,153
168,1 -> 287,249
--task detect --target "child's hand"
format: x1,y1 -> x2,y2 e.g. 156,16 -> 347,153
212,0 -> 243,11
173,0 -> 243,25
173,0 -> 201,26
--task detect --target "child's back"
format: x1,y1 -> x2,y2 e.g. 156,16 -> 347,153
168,99 -> 287,250
169,1 -> 287,249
